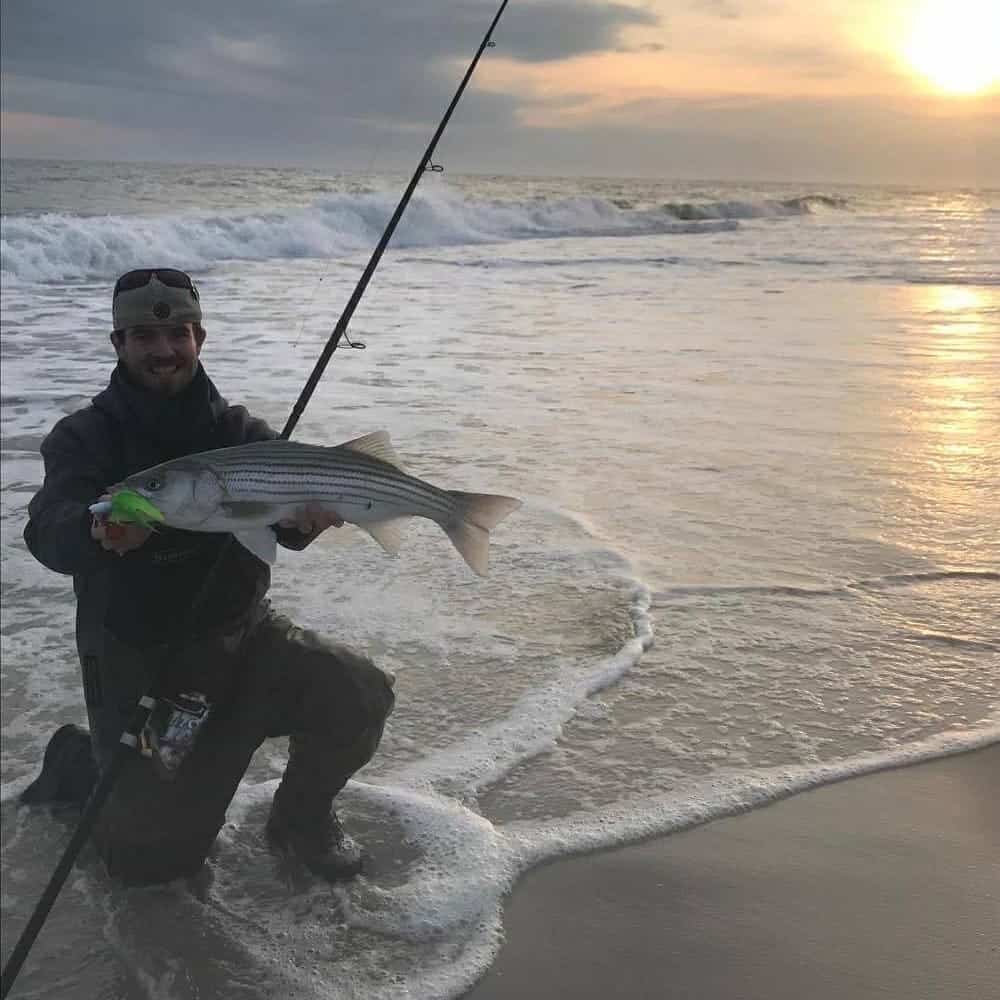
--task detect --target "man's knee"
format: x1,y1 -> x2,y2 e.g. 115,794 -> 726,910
324,645 -> 395,740
250,613 -> 395,754
96,829 -> 211,886
284,624 -> 394,726
355,654 -> 395,728
93,758 -> 222,885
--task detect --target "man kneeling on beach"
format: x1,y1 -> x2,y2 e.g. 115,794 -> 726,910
20,267 -> 395,885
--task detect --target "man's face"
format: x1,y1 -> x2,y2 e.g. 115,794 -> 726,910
112,323 -> 205,396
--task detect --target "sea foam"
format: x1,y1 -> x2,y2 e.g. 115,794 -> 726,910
212,710 -> 1000,1000
197,576 -> 997,1000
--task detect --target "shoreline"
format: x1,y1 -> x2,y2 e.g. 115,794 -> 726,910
465,744 -> 1000,1000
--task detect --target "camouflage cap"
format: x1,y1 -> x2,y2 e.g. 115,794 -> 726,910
112,270 -> 202,332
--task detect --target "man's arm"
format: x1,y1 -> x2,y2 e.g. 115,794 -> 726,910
23,424 -> 115,576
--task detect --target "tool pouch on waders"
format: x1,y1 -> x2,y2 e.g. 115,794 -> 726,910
141,692 -> 212,780
133,602 -> 265,780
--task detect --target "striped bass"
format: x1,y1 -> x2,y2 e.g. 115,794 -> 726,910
113,431 -> 521,575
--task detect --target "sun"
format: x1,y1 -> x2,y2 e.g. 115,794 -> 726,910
901,0 -> 1000,95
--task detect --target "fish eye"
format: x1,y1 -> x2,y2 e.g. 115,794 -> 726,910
146,477 -> 163,491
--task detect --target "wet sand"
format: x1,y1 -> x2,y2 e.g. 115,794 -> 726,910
466,745 -> 1000,1000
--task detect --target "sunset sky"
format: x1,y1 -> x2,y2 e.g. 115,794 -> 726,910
2,0 -> 998,185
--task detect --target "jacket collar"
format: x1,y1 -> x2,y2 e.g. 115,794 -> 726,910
92,362 -> 229,461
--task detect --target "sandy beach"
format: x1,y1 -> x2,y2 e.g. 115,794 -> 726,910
466,745 -> 1000,1000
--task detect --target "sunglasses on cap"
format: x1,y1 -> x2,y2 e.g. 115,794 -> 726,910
113,268 -> 200,300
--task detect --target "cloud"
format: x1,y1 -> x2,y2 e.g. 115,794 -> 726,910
755,43 -> 890,82
489,2 -> 657,62
146,36 -> 295,101
687,0 -> 744,19
1,2 -> 655,93
207,35 -> 287,70
1,0 -> 659,165
615,42 -> 666,54
520,92 -> 1000,185
0,110 -> 165,161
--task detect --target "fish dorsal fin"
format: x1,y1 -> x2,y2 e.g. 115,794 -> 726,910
363,517 -> 408,555
339,430 -> 404,470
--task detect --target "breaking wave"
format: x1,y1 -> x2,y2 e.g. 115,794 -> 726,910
662,193 -> 847,221
0,187 -> 844,283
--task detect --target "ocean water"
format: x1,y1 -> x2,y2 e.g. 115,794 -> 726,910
1,159 -> 998,999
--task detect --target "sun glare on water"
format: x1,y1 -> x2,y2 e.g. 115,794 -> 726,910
902,0 -> 1000,95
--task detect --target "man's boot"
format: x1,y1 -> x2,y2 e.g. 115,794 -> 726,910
265,789 -> 363,881
20,724 -> 98,807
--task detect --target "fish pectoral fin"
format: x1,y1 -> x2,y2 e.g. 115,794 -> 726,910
362,517 -> 409,556
221,501 -> 278,520
233,526 -> 278,564
338,431 -> 405,470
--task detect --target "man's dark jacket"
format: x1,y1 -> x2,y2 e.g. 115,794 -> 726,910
24,363 -> 304,660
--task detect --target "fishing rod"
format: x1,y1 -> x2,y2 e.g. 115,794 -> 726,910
0,3 -> 510,994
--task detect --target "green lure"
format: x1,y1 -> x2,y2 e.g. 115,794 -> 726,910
110,490 -> 165,529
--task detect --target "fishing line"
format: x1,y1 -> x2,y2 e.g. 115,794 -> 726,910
282,1 -> 510,439
292,7 -> 420,354
290,262 -> 331,352
284,6 -> 382,354
0,2 -> 510,995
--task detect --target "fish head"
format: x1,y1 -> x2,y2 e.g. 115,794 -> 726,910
115,458 -> 224,527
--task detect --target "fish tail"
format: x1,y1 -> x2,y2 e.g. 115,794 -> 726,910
443,492 -> 521,576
